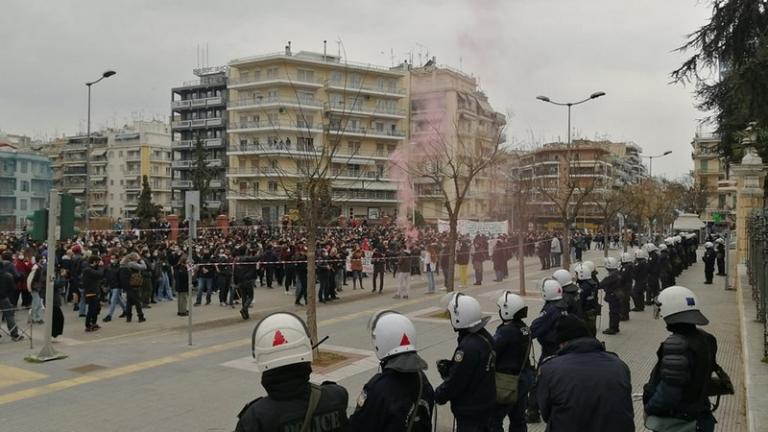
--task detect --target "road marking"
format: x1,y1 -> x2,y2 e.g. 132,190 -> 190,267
0,366 -> 47,390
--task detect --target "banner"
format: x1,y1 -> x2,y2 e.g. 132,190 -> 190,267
437,219 -> 508,236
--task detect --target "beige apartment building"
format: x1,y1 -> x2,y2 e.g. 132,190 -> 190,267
409,64 -> 506,223
226,47 -> 408,223
691,134 -> 734,222
51,121 -> 172,220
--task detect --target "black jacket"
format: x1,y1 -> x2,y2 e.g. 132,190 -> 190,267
538,337 -> 634,432
434,328 -> 496,418
349,352 -> 435,432
0,269 -> 14,299
493,320 -> 531,375
81,263 -> 105,298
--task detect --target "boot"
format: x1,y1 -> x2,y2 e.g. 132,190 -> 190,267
138,316 -> 146,323
602,328 -> 619,335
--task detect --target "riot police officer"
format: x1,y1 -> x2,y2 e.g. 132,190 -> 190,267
490,291 -> 533,432
618,252 -> 634,321
658,244 -> 676,289
715,237 -> 726,276
574,262 -> 599,336
702,242 -> 717,284
631,248 -> 649,312
643,286 -> 731,432
552,269 -> 581,317
236,312 -> 349,431
645,243 -> 661,305
601,257 -> 622,335
527,278 -> 569,423
435,293 -> 496,432
349,311 -> 434,431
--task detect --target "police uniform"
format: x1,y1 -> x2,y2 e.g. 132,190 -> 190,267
703,248 -> 717,284
561,283 -> 582,318
600,269 -> 622,334
434,328 -> 496,431
716,243 -> 726,275
349,352 -> 435,432
618,262 -> 634,321
236,381 -> 349,432
577,278 -> 600,336
646,251 -> 661,304
659,250 -> 675,289
490,319 -> 533,432
631,258 -> 648,311
643,326 -> 719,432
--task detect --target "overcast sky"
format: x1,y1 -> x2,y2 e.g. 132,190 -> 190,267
0,0 -> 712,178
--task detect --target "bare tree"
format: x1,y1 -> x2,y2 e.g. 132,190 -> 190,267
592,181 -> 628,257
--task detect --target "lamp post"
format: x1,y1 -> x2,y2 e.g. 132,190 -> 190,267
535,91 -> 605,145
84,70 -> 117,231
641,150 -> 672,178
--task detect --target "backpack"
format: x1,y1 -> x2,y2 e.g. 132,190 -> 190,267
128,270 -> 144,289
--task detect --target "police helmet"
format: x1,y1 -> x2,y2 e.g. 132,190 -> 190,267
654,286 -> 709,325
368,310 -> 417,360
251,312 -> 313,372
496,291 -> 527,321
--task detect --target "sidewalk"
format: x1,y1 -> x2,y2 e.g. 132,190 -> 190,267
736,263 -> 767,432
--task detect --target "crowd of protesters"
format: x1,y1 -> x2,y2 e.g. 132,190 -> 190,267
1,216 -> 617,341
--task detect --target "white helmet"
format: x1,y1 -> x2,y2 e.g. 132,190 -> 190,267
635,248 -> 649,260
369,310 -> 417,360
704,242 -> 714,248
644,243 -> 658,253
583,261 -> 596,274
655,286 -> 709,325
552,269 -> 573,287
658,244 -> 668,251
674,235 -> 682,244
497,291 -> 526,321
542,278 -> 563,301
620,252 -> 634,263
251,312 -> 313,372
604,257 -> 620,270
446,293 -> 483,330
664,237 -> 674,245
573,262 -> 590,281
715,238 -> 725,245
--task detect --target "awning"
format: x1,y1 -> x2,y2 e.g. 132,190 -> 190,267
673,213 -> 706,231
90,176 -> 106,181
68,188 -> 85,194
91,149 -> 107,157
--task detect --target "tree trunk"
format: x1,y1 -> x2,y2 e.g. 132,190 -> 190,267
562,218 -> 572,269
518,227 -> 526,295
445,217 -> 458,292
603,219 -> 610,258
305,221 -> 318,350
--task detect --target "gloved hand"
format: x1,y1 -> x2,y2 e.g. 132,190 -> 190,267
437,359 -> 453,379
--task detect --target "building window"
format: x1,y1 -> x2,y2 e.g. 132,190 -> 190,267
330,71 -> 342,84
20,161 -> 28,174
19,199 -> 27,211
297,69 -> 315,82
20,181 -> 29,192
119,151 -> 123,157
266,68 -> 278,79
268,181 -> 278,192
347,141 -> 361,154
718,194 -> 726,208
110,180 -> 114,186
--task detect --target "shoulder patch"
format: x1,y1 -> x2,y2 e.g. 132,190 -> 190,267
356,390 -> 367,408
453,350 -> 464,362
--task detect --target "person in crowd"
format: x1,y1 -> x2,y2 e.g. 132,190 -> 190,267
81,255 -> 105,332
174,255 -> 190,317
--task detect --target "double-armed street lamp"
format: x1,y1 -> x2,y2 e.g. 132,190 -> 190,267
641,150 -> 673,178
535,91 -> 606,145
84,70 -> 117,230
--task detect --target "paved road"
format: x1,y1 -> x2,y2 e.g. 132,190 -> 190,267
0,249 -> 745,431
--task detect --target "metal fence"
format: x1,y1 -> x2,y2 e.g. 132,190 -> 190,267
747,208 -> 768,357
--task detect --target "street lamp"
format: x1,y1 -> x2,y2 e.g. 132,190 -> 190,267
535,91 -> 606,145
641,150 -> 672,178
84,70 -> 117,231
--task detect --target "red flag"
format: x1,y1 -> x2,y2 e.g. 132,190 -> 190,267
400,333 -> 411,346
272,330 -> 287,347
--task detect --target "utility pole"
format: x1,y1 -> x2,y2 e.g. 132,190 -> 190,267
186,191 -> 200,346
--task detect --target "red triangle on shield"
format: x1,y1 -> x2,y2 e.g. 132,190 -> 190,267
400,333 -> 411,346
273,330 -> 288,347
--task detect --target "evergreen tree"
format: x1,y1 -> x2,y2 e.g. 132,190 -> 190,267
136,175 -> 161,227
191,134 -> 216,219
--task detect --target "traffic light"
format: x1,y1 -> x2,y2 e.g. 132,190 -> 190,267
28,209 -> 48,241
60,193 -> 81,239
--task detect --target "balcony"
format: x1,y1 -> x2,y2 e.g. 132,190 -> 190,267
228,120 -> 323,134
172,158 -> 224,169
228,97 -> 323,111
205,200 -> 222,208
171,117 -> 224,129
209,179 -> 224,188
324,125 -> 405,140
172,180 -> 193,189
227,167 -> 285,177
227,191 -> 290,200
325,81 -> 406,98
171,199 -> 184,208
172,137 -> 224,150
227,143 -> 319,157
228,74 -> 324,89
331,190 -> 397,202
323,102 -> 406,119
125,183 -> 141,191
125,154 -> 141,162
171,96 -> 225,110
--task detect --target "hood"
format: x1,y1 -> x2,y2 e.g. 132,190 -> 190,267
383,351 -> 429,373
557,337 -> 604,355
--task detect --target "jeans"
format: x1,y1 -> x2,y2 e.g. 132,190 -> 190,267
425,270 -> 435,293
351,270 -> 363,290
78,288 -> 87,315
195,277 -> 213,304
106,288 -> 126,317
473,261 -> 483,284
0,297 -> 19,337
372,269 -> 385,292
334,269 -> 344,291
295,278 -> 307,304
396,272 -> 410,298
85,296 -> 100,328
157,272 -> 173,300
550,253 -> 561,268
30,291 -> 43,323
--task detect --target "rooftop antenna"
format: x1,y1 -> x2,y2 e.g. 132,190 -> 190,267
206,42 -> 209,67
196,44 -> 200,69
323,40 -> 327,61
336,40 -> 341,58
390,48 -> 395,66
459,56 -> 463,71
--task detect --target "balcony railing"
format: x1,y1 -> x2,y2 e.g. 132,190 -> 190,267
172,159 -> 224,169
172,180 -> 193,189
325,125 -> 405,139
171,96 -> 225,110
227,167 -> 282,176
228,120 -> 322,132
171,117 -> 224,129
172,138 -> 224,149
325,80 -> 407,97
228,74 -> 324,87
331,190 -> 397,201
228,143 -> 318,154
228,97 -> 323,109
323,102 -> 406,117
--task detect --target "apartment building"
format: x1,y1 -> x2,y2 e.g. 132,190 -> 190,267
226,46 -> 408,223
52,121 -> 172,220
170,66 -> 228,214
409,64 -> 506,223
0,144 -> 52,229
691,134 -> 734,222
514,141 -> 614,231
